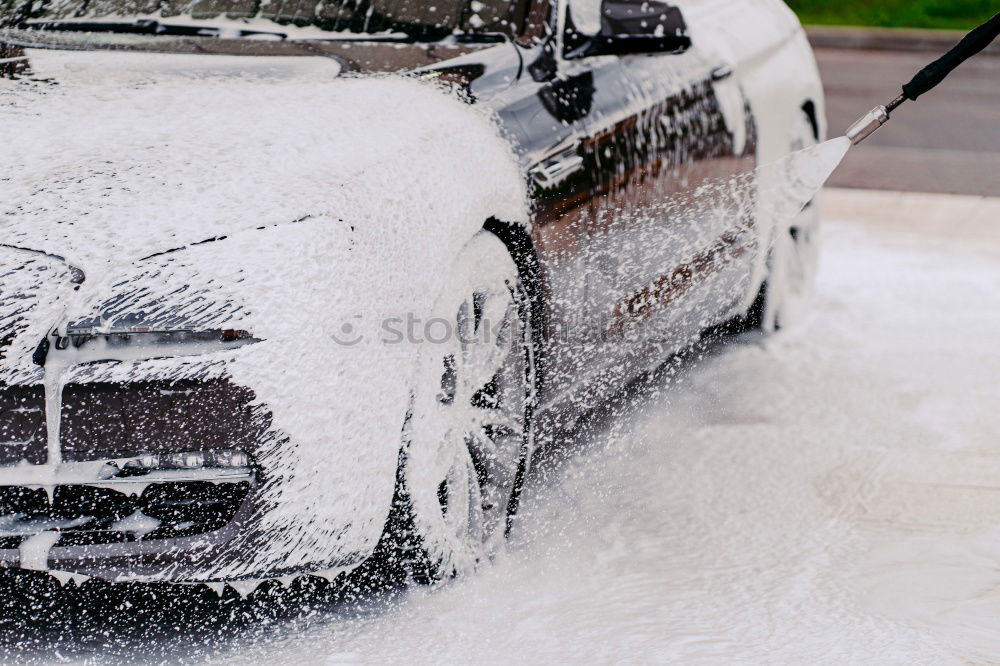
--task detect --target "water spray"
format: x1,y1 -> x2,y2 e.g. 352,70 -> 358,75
847,12 -> 1000,145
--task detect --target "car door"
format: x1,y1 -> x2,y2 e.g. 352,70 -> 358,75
573,1 -> 759,367
488,0 -> 758,421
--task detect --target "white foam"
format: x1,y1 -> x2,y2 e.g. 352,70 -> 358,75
1,50 -> 527,581
18,530 -> 60,571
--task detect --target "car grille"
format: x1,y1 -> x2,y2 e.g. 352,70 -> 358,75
0,481 -> 251,549
0,385 -> 47,466
0,378 -> 269,463
60,379 -> 268,462
0,378 -> 269,547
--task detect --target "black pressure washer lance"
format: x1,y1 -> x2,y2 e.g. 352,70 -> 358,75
846,12 -> 1000,145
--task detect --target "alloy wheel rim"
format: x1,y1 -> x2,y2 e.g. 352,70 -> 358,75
431,279 -> 527,552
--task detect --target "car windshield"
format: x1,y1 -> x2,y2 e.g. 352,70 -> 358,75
0,0 -> 525,40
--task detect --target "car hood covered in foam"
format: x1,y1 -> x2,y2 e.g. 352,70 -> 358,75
0,48 -> 528,580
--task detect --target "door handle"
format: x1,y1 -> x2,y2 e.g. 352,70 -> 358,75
711,65 -> 733,82
531,146 -> 585,189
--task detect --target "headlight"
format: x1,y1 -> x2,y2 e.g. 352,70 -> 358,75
35,329 -> 259,366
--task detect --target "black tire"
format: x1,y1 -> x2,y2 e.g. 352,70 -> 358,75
372,231 -> 536,584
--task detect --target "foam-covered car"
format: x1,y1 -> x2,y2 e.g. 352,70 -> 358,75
0,0 -> 825,587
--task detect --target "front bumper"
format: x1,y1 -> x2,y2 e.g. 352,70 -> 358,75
0,458 -> 260,581
0,377 -> 274,582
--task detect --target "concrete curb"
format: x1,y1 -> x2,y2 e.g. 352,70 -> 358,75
805,25 -> 1000,57
823,188 -> 1000,245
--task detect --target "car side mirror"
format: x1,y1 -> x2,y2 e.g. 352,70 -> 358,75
564,0 -> 691,59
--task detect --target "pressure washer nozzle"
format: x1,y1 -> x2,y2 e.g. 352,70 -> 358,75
845,13 -> 999,146
846,105 -> 890,145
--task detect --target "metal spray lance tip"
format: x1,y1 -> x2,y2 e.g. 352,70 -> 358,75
846,105 -> 888,145
846,94 -> 906,145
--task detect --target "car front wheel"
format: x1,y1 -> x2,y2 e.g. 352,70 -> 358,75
382,230 -> 536,582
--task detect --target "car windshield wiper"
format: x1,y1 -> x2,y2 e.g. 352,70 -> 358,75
20,19 -> 289,40
448,33 -> 507,43
305,31 -> 506,44
18,20 -> 505,44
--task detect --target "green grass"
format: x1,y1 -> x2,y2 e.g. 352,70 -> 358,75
785,0 -> 998,31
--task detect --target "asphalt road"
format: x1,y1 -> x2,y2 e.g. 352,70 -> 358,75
816,47 -> 1000,196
